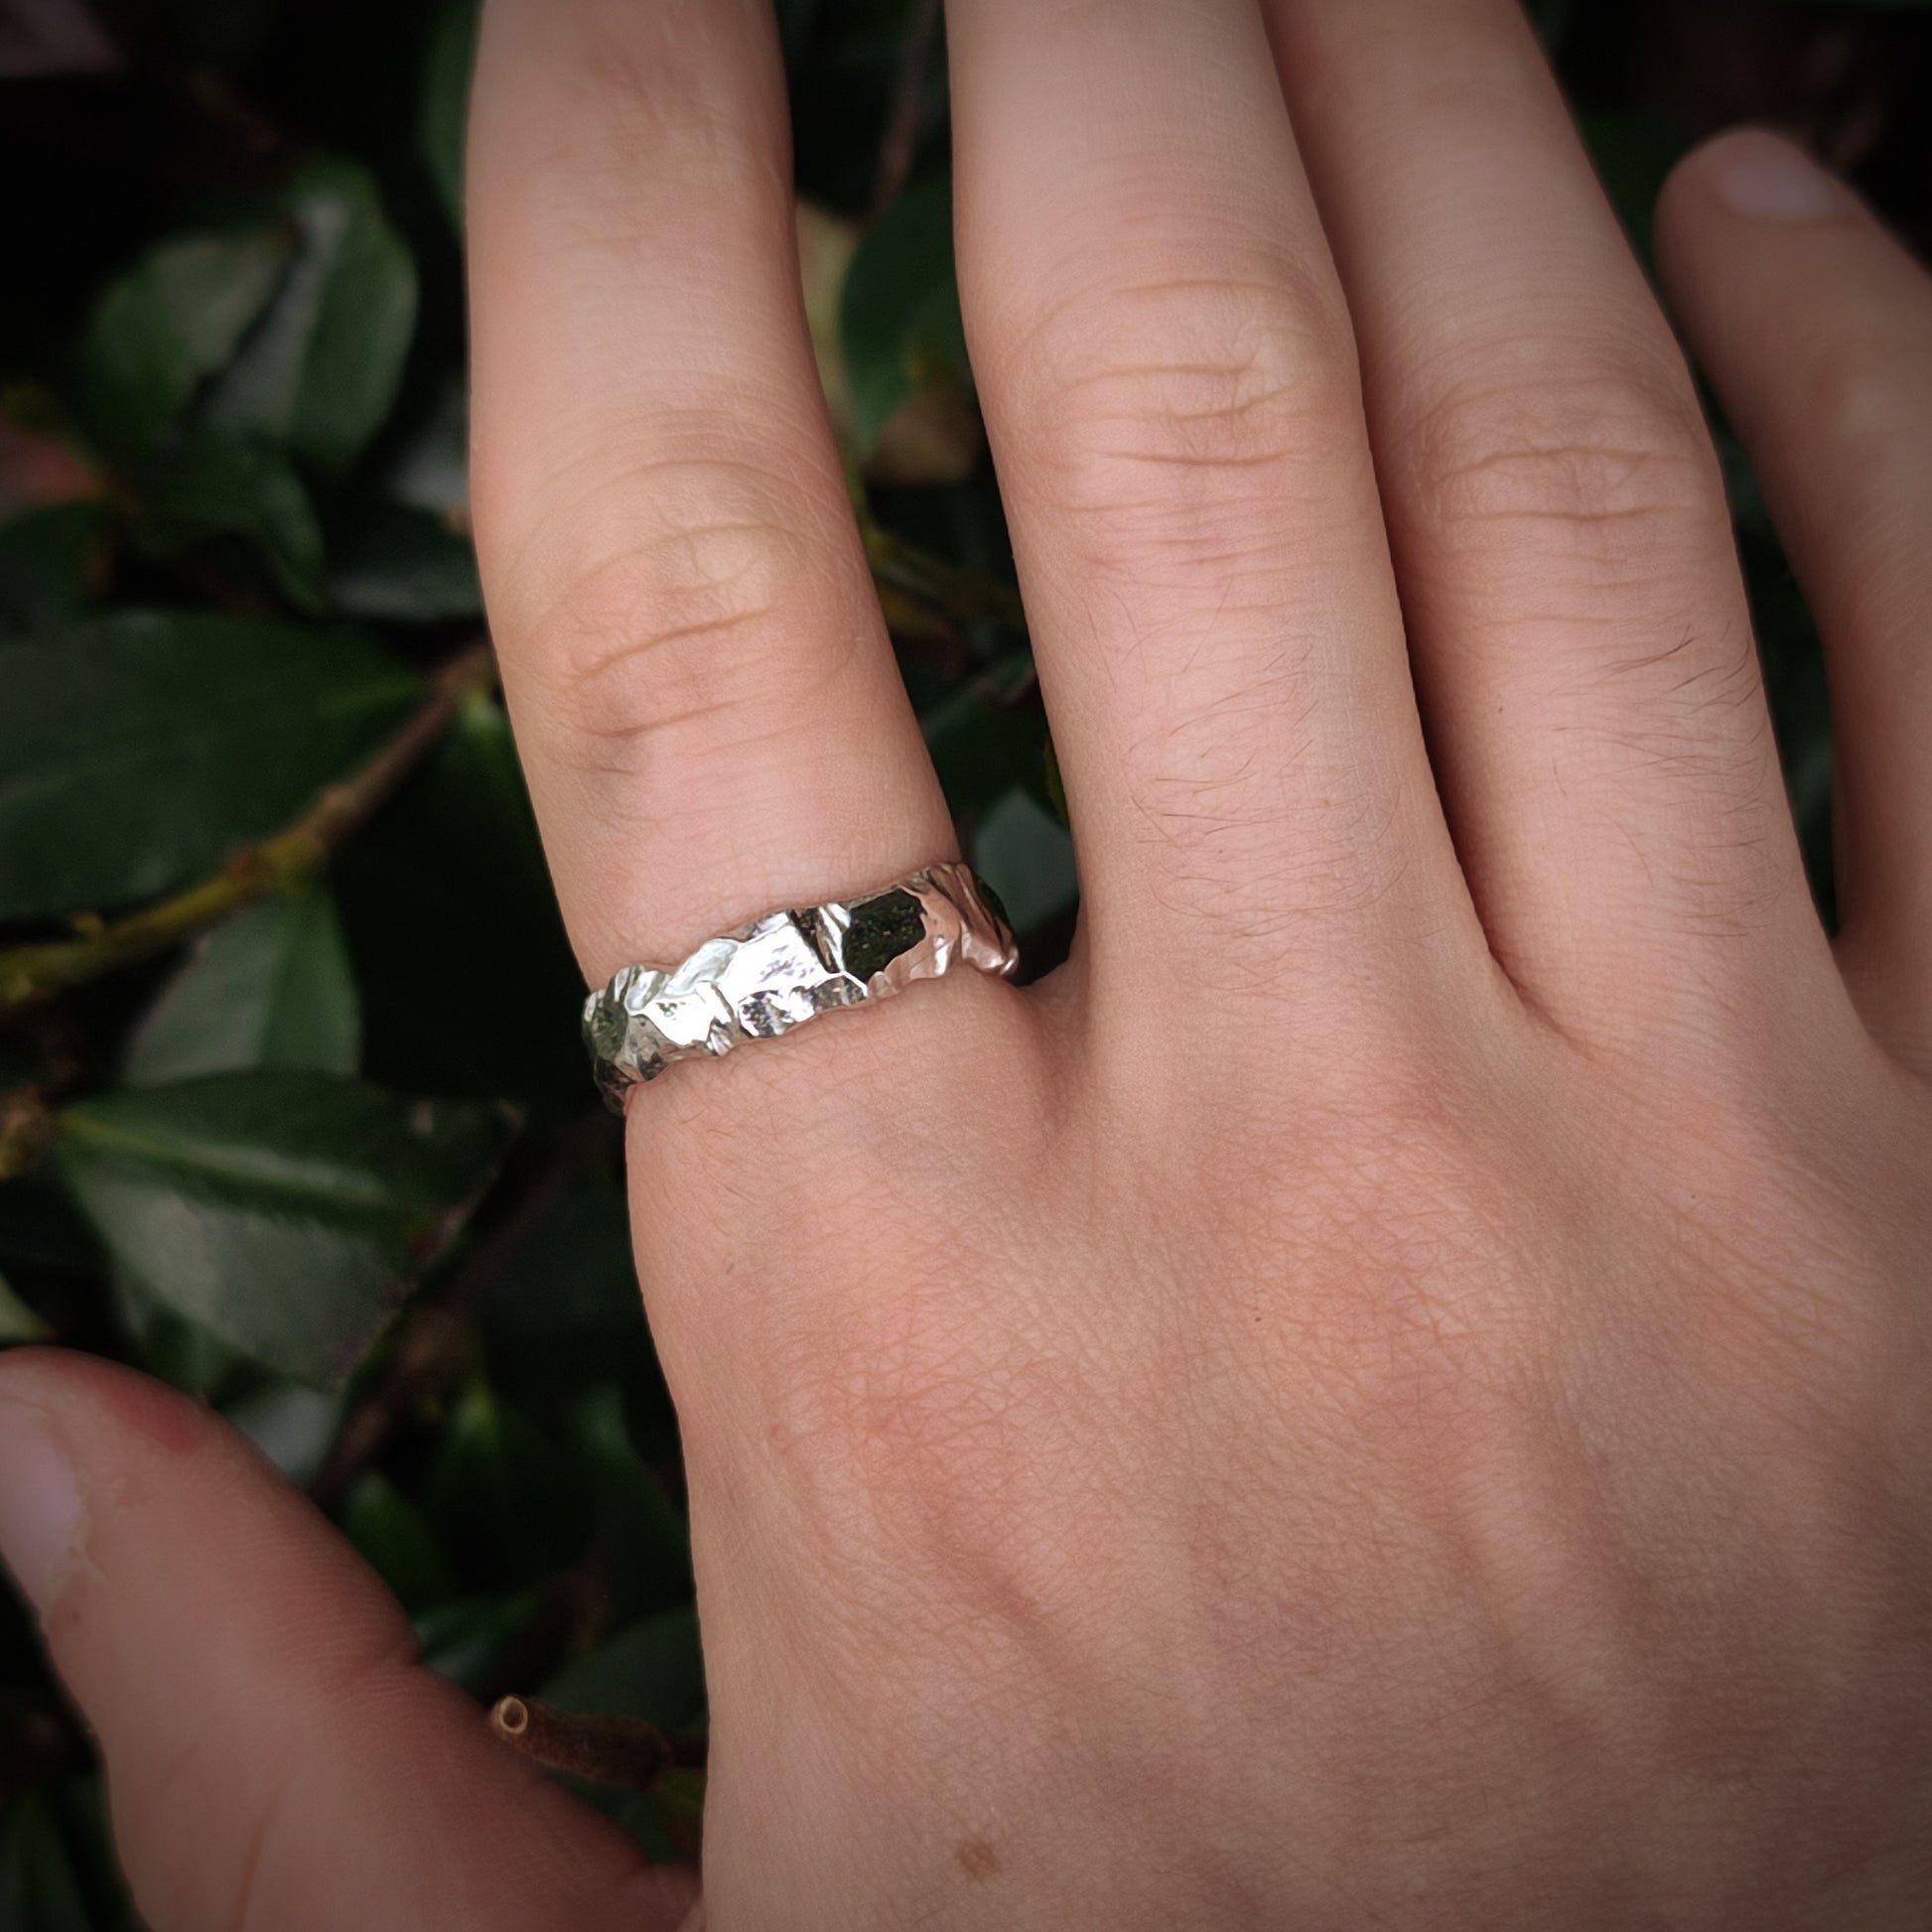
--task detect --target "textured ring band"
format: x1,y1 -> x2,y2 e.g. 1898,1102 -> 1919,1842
582,862 -> 1019,1109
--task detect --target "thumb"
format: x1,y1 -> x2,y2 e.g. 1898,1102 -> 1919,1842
0,1348 -> 700,1932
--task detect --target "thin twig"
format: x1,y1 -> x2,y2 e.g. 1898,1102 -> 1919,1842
0,640 -> 498,1012
309,1115 -> 614,1510
490,1696 -> 674,1791
871,0 -> 942,219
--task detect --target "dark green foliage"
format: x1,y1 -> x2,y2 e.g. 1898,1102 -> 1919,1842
345,1470 -> 457,1612
335,694 -> 588,1107
57,1073 -> 514,1387
0,507 -> 110,632
0,0 -> 1916,1919
128,431 -> 329,609
200,162 -> 418,480
840,174 -> 970,451
0,1277 -> 52,1343
326,500 -> 483,621
76,226 -> 293,458
0,615 -> 420,916
544,1606 -> 708,1730
1578,110 -> 1693,264
0,1796 -> 93,1932
123,891 -> 361,1085
420,0 -> 483,230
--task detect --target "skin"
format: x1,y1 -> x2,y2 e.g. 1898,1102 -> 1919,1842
1,0 -> 1930,1924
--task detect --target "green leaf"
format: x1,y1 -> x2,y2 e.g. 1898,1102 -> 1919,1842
0,1268 -> 52,1343
222,1379 -> 342,1487
380,377 -> 471,520
0,505 -> 111,632
0,1176 -> 101,1282
130,434 -> 328,612
648,1767 -> 707,1868
414,1587 -> 541,1693
569,1384 -> 692,1619
921,654 -> 1051,821
422,1381 -> 588,1586
484,1176 -> 655,1420
0,612 -> 420,918
0,1793 -> 93,1932
1530,0 -> 1575,47
345,1471 -> 456,1612
544,1605 -> 707,1730
327,501 -> 483,621
56,1072 -> 514,1388
125,891 -> 360,1085
113,1276 -> 246,1401
539,1607 -> 709,1865
77,225 -> 293,456
1581,111 -> 1693,266
47,1776 -> 138,1932
203,162 -> 419,478
421,0 -> 483,231
338,694 -> 585,1106
973,785 -> 1077,936
839,175 -> 970,453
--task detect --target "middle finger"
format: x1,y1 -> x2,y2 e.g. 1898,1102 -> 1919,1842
946,0 -> 1476,1050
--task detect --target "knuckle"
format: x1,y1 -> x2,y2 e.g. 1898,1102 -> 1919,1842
1398,350 -> 1724,543
512,454 -> 859,776
993,250 -> 1359,570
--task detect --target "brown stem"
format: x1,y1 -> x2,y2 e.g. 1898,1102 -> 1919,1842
871,0 -> 942,218
0,639 -> 498,1013
489,1696 -> 673,1792
309,1116 -> 615,1510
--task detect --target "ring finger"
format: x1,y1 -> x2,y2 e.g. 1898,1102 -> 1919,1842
468,0 -> 955,990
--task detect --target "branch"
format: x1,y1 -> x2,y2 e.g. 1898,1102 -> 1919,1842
309,1115 -> 614,1511
0,640 -> 497,1012
489,1697 -> 675,1791
871,0 -> 941,218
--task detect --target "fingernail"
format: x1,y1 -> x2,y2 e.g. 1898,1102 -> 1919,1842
0,1391 -> 84,1615
1709,131 -> 1842,221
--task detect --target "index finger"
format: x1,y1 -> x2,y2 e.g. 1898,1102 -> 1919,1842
0,1350 -> 699,1932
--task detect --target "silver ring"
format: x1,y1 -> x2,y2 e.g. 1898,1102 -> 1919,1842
582,862 -> 1019,1108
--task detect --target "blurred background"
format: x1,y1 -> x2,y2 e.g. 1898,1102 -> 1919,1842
0,0 -> 1926,1918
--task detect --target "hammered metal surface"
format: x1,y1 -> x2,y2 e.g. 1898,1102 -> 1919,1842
583,863 -> 1019,1109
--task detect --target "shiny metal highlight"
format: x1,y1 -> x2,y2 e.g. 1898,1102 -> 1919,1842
582,862 -> 1018,1109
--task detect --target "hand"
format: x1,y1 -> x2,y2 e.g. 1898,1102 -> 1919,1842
5,0 -> 1932,1926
